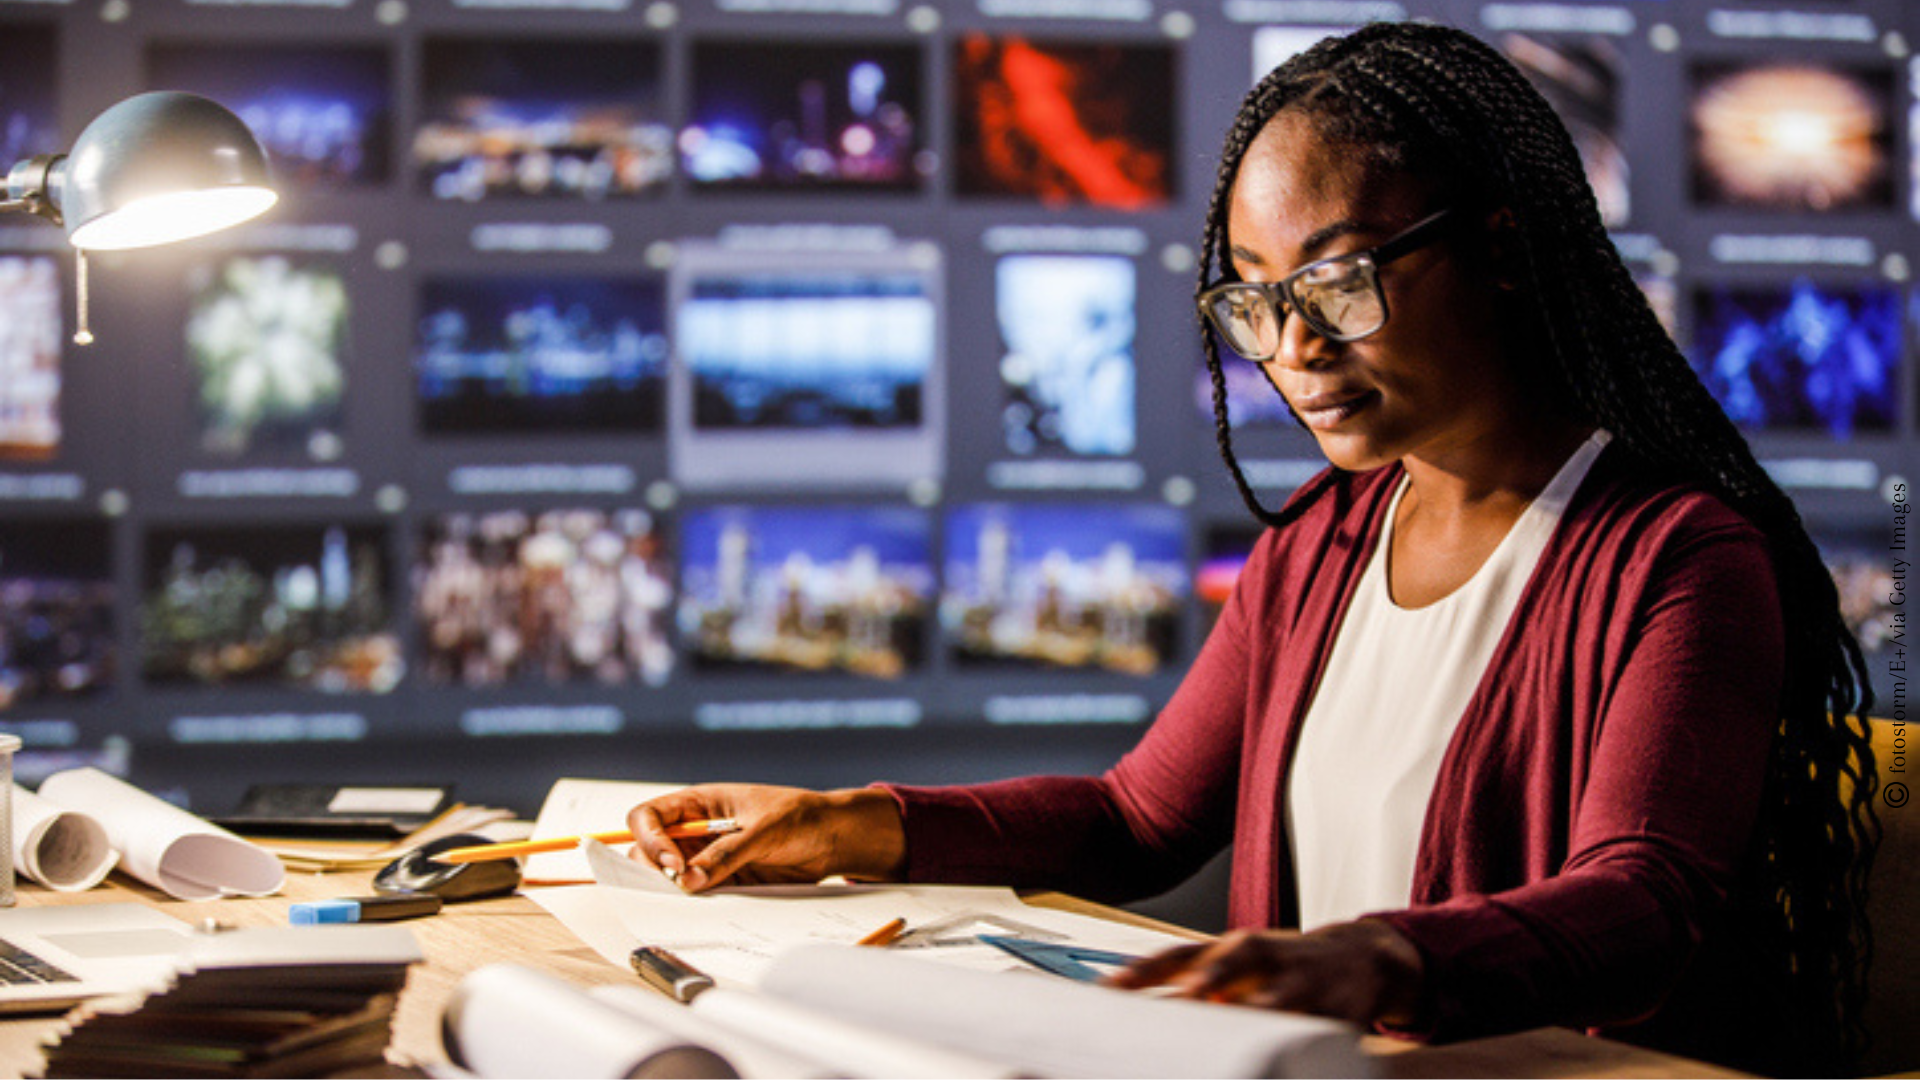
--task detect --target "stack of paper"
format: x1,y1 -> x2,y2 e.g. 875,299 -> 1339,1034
250,804 -> 523,873
34,926 -> 422,1079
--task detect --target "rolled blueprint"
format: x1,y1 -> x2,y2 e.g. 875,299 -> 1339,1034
37,768 -> 283,900
11,784 -> 116,891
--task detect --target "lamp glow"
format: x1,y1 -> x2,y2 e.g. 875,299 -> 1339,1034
67,187 -> 278,251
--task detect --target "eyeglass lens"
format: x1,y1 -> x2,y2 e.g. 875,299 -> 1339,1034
1293,259 -> 1383,341
1208,258 -> 1386,359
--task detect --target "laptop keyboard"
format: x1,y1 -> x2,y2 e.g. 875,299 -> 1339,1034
0,939 -> 77,985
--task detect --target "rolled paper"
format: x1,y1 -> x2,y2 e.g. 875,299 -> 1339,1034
37,768 -> 284,900
11,785 -> 117,891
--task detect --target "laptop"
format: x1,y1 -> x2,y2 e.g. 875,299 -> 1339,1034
0,903 -> 194,1013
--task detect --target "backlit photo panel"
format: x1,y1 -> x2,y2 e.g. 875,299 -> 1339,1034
146,43 -> 393,190
685,39 -> 924,192
186,255 -> 349,459
415,509 -> 673,688
0,520 -> 114,712
679,505 -> 932,679
995,254 -> 1136,457
416,37 -> 671,201
943,502 -> 1186,675
0,256 -> 62,460
1689,60 -> 1894,212
951,35 -> 1176,210
415,276 -> 667,436
140,523 -> 402,692
668,243 -> 944,490
1689,281 -> 1900,438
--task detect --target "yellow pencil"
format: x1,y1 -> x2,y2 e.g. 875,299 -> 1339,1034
434,819 -> 740,865
857,916 -> 907,947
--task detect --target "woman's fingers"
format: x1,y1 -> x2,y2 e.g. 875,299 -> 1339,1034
1104,942 -> 1208,988
627,791 -> 721,879
681,815 -> 803,891
1109,933 -> 1298,1005
1108,924 -> 1419,1026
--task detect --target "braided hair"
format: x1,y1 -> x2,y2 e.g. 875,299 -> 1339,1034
1198,21 -> 1880,1072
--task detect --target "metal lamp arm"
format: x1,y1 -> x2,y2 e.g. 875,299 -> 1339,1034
3,155 -> 66,224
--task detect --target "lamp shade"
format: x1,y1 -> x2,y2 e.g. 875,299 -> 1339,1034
54,91 -> 277,251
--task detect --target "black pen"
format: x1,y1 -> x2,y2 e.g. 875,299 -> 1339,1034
630,946 -> 715,1002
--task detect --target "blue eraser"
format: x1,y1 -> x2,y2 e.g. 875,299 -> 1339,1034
289,899 -> 361,925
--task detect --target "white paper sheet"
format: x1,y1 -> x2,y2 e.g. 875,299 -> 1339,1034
11,784 -> 117,891
580,840 -> 1191,984
761,944 -> 1373,1079
589,986 -> 836,1080
522,887 -> 1021,1077
37,769 -> 285,900
524,778 -> 685,884
688,987 -> 1018,1079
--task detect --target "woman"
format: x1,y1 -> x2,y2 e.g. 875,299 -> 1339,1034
630,23 -> 1878,1073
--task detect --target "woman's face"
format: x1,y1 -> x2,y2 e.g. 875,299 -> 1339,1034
1226,110 -> 1520,474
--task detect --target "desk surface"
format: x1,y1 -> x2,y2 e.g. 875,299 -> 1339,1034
0,867 -> 1747,1079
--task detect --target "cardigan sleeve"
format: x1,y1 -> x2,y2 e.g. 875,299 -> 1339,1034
874,532 -> 1273,904
1368,511 -> 1784,1040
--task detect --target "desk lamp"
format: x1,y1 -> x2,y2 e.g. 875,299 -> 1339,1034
1,91 -> 277,343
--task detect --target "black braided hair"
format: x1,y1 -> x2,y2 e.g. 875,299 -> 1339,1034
1199,21 -> 1880,1072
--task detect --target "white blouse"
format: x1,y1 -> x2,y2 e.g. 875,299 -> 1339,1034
1286,430 -> 1611,931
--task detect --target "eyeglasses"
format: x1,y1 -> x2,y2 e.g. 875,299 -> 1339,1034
1198,208 -> 1458,358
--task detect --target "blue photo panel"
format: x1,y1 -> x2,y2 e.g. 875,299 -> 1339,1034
416,275 -> 667,436
680,271 -> 932,432
0,520 -> 115,712
995,254 -> 1135,456
679,505 -> 932,678
416,37 -> 671,201
686,39 -> 924,192
146,43 -> 393,190
943,502 -> 1187,674
1689,280 -> 1900,439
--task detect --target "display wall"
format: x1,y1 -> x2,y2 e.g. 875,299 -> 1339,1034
0,0 -> 1914,807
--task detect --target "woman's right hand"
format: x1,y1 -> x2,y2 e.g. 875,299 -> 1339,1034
626,784 -> 906,893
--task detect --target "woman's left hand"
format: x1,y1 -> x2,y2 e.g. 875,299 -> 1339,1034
1104,918 -> 1426,1028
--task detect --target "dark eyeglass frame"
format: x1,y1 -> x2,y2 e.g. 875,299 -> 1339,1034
1197,208 -> 1460,355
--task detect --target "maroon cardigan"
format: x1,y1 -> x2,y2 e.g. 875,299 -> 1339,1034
883,445 -> 1786,1057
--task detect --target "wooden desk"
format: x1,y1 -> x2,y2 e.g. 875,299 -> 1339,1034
0,870 -> 1747,1079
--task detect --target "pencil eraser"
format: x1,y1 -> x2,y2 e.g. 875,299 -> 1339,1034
290,899 -> 361,925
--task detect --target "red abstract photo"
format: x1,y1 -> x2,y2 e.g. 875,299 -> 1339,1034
952,35 -> 1176,210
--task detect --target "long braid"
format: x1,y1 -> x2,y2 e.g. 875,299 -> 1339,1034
1204,22 -> 1879,1072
